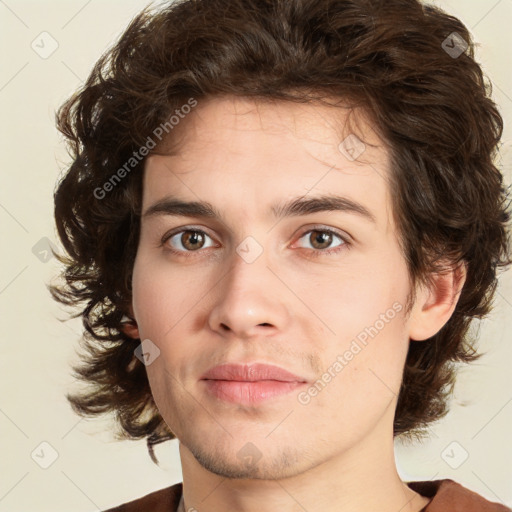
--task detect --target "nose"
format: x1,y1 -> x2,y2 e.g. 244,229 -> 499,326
207,249 -> 291,339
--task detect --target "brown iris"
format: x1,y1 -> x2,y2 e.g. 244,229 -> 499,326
309,230 -> 332,250
181,231 -> 205,250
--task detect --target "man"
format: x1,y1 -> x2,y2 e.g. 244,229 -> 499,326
52,0 -> 511,510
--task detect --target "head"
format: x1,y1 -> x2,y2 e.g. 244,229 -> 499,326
52,0 -> 511,467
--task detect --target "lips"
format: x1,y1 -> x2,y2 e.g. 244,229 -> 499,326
200,363 -> 308,405
201,363 -> 307,383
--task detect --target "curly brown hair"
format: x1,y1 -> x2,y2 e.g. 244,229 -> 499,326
51,0 -> 511,462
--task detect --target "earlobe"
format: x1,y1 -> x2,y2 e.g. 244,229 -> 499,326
408,261 -> 467,342
120,305 -> 140,339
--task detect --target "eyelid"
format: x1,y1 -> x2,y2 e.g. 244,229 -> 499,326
294,224 -> 351,243
160,225 -> 218,250
291,225 -> 351,254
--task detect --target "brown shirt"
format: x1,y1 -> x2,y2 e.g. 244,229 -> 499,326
103,479 -> 511,511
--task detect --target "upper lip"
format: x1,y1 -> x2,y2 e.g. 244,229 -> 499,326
201,363 -> 307,383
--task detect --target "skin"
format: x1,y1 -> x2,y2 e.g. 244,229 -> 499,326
127,95 -> 466,512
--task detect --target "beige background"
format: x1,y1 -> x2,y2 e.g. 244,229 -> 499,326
0,0 -> 511,510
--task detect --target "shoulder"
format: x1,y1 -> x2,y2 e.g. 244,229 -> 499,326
102,482 -> 182,512
408,479 -> 511,512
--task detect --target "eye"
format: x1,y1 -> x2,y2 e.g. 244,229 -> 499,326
162,229 -> 216,253
295,227 -> 348,255
160,225 -> 349,257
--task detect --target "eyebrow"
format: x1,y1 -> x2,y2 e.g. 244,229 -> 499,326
142,194 -> 376,224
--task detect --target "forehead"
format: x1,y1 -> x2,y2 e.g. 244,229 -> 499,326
158,95 -> 384,161
143,95 -> 394,231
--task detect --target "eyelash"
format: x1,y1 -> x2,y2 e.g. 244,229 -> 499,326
160,225 -> 350,259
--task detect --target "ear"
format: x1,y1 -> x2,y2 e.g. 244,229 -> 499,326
408,261 -> 467,341
120,304 -> 140,339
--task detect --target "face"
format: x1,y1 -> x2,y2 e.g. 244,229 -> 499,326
132,96 -> 418,479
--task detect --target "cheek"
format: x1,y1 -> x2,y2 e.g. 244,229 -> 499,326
131,253 -> 212,389
131,257 -> 189,417
298,254 -> 409,343
131,250 -> 200,338
303,306 -> 410,437
307,251 -> 411,401
132,265 -> 166,339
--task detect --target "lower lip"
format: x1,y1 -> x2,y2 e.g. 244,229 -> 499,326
202,379 -> 306,405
